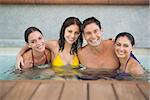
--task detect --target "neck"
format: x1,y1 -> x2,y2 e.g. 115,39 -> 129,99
88,43 -> 102,54
64,42 -> 72,53
32,49 -> 45,58
119,56 -> 130,71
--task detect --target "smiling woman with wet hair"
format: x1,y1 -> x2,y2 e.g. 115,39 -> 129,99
20,27 -> 51,70
114,32 -> 145,75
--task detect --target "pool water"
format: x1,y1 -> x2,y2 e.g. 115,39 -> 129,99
0,55 -> 15,76
0,55 -> 55,80
1,67 -> 55,80
0,53 -> 149,80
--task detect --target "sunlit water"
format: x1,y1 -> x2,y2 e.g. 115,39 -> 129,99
0,55 -> 149,81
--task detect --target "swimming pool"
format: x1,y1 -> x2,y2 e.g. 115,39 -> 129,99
0,48 -> 149,80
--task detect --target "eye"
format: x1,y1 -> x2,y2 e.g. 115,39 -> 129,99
123,44 -> 129,47
116,43 -> 121,46
38,36 -> 42,40
68,30 -> 72,33
94,29 -> 98,34
85,32 -> 91,35
75,32 -> 80,35
30,40 -> 36,44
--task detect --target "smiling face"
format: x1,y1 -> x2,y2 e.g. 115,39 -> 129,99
64,24 -> 80,45
83,23 -> 102,47
115,36 -> 133,59
27,31 -> 45,53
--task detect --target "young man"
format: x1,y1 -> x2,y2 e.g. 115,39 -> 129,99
78,17 -> 119,71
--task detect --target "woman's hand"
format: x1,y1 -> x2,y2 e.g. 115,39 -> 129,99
16,54 -> 24,70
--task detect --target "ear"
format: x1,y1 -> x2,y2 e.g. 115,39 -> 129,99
131,45 -> 135,52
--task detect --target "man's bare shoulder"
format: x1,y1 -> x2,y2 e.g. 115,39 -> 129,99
103,39 -> 114,46
103,39 -> 114,43
78,45 -> 88,51
78,45 -> 88,54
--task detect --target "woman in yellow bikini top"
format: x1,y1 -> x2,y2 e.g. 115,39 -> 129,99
49,17 -> 83,76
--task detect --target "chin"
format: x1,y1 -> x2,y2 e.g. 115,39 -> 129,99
89,40 -> 101,46
68,41 -> 75,45
89,42 -> 100,47
117,55 -> 125,58
37,47 -> 45,53
92,44 -> 99,47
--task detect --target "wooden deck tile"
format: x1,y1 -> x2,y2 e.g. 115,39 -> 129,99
137,82 -> 149,100
114,82 -> 146,100
60,82 -> 87,100
31,81 -> 64,100
2,81 -> 40,100
0,81 -> 16,99
89,82 -> 116,100
0,80 -> 149,100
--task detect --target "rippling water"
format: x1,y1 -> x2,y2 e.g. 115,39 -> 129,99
0,64 -> 149,82
0,65 -> 55,80
0,54 -> 149,81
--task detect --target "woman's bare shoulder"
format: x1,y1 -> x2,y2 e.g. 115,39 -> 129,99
22,50 -> 32,60
45,48 -> 51,55
130,59 -> 144,75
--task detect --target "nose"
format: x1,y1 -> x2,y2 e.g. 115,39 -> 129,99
119,46 -> 124,51
70,33 -> 75,38
36,39 -> 43,45
91,32 -> 96,39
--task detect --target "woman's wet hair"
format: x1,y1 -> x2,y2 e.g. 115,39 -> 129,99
24,27 -> 43,43
58,17 -> 83,54
114,32 -> 135,46
82,17 -> 102,32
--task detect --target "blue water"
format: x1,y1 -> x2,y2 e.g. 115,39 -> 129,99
0,55 -> 16,75
0,54 -> 149,80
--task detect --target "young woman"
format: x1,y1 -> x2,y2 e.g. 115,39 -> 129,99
17,27 -> 51,70
16,17 -> 83,77
114,32 -> 144,76
48,17 -> 83,77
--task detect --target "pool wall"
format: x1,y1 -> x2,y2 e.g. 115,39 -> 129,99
0,5 -> 149,48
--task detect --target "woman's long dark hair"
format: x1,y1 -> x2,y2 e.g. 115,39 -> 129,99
58,17 -> 83,54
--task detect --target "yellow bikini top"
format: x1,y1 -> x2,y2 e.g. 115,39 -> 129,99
52,53 -> 80,76
52,54 -> 79,67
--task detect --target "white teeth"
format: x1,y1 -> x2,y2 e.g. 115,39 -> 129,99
37,45 -> 43,49
91,40 -> 98,43
118,52 -> 124,55
70,39 -> 75,41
